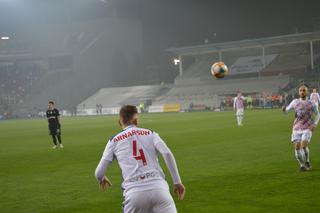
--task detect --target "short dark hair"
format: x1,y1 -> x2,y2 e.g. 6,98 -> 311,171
48,100 -> 54,105
119,105 -> 138,125
298,84 -> 309,89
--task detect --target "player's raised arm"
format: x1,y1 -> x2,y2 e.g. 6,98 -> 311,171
153,133 -> 185,200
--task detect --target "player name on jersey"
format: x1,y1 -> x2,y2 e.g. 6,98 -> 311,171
112,129 -> 151,143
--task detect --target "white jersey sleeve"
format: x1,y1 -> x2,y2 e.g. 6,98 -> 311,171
94,140 -> 115,182
285,99 -> 297,114
95,158 -> 112,182
153,133 -> 182,184
102,140 -> 116,161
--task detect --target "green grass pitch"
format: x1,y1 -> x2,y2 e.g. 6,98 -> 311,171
1,109 -> 320,213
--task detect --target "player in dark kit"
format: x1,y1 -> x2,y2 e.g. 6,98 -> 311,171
46,101 -> 63,149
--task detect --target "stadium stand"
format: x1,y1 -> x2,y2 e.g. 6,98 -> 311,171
152,75 -> 290,110
0,18 -> 144,118
0,60 -> 46,115
1,32 -> 320,117
72,32 -> 320,115
78,85 -> 171,109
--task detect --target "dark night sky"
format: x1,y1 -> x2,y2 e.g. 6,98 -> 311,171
134,0 -> 320,79
1,0 -> 320,81
137,0 -> 320,53
1,0 -> 320,47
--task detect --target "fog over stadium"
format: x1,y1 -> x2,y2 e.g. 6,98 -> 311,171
0,0 -> 320,117
3,1 -> 320,212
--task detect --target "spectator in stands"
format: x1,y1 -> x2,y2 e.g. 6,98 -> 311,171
246,95 -> 253,110
220,100 -> 226,111
96,104 -> 99,115
72,106 -> 77,116
271,94 -> 277,108
279,94 -> 284,107
189,102 -> 194,111
225,97 -> 232,108
99,104 -> 103,114
287,94 -> 294,104
139,102 -> 145,113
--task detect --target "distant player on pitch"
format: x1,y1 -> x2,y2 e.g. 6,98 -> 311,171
95,105 -> 185,213
282,85 -> 319,171
46,101 -> 63,149
310,88 -> 320,109
233,91 -> 246,126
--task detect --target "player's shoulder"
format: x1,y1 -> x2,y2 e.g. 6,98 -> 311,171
136,126 -> 154,133
108,134 -> 117,142
109,128 -> 126,141
108,126 -> 155,143
133,126 -> 155,137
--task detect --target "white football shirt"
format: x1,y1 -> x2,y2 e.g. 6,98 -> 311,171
100,125 -> 178,195
233,96 -> 245,110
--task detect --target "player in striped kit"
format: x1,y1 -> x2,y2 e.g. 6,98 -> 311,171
283,85 -> 320,171
233,91 -> 246,126
310,88 -> 320,109
95,105 -> 185,213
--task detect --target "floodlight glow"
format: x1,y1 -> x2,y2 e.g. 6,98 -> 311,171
1,36 -> 10,40
173,58 -> 180,65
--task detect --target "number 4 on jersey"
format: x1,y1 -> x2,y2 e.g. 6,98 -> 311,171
132,140 -> 147,166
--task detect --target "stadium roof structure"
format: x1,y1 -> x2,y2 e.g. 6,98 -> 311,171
168,31 -> 320,76
167,31 -> 320,56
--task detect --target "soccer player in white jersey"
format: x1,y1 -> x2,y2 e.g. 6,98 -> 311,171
282,85 -> 320,171
310,88 -> 320,108
95,105 -> 185,213
233,91 -> 246,126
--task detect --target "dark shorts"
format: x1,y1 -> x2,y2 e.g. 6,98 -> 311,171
49,125 -> 61,136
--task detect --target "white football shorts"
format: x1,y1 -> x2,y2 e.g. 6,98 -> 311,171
236,108 -> 244,116
291,129 -> 312,143
122,189 -> 177,213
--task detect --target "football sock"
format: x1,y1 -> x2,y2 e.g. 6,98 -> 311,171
52,135 -> 57,145
57,135 -> 62,144
300,148 -> 306,163
295,149 -> 305,167
237,116 -> 241,125
303,147 -> 310,162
